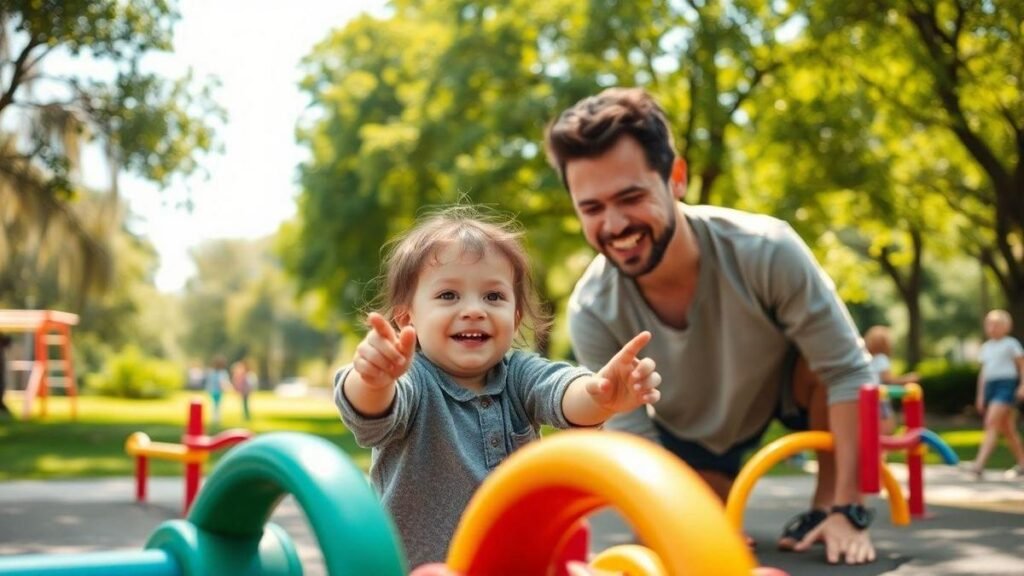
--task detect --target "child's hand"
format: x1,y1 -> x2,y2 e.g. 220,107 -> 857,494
590,331 -> 661,412
353,312 -> 417,389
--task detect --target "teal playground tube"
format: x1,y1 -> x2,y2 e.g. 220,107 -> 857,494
0,433 -> 407,576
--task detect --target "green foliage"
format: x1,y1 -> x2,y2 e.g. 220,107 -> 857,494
288,3 -> 597,332
182,237 -> 340,386
916,359 -> 979,415
0,0 -> 222,307
85,345 -> 183,399
288,0 -> 808,340
793,0 -> 1024,340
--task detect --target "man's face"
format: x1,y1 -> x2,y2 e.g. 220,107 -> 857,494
564,137 -> 678,278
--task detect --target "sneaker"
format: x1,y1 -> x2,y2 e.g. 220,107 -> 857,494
1004,465 -> 1024,480
958,462 -> 984,480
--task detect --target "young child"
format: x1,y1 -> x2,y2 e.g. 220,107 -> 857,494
204,355 -> 230,426
863,325 -> 919,435
963,309 -> 1024,479
335,207 -> 662,568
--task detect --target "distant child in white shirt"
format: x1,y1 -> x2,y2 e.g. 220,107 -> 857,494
964,309 -> 1024,479
863,326 -> 918,435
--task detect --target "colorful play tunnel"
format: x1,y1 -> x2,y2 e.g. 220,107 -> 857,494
0,430 -> 770,575
0,433 -> 407,576
447,430 -> 757,575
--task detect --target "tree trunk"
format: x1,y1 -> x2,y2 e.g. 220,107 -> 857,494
1007,295 -> 1024,344
905,290 -> 923,370
868,228 -> 923,369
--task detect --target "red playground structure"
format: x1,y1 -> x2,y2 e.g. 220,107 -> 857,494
125,399 -> 253,515
0,309 -> 79,420
860,382 -> 959,519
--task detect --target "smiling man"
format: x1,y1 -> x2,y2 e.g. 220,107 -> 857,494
543,87 -> 877,565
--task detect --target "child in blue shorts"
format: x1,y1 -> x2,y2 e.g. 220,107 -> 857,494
964,309 -> 1024,479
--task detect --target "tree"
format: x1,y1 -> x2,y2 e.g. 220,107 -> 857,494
288,3 -> 593,345
183,237 -> 339,387
739,40 -> 967,367
801,0 -> 1024,338
288,0 -> 801,353
0,1 -> 220,307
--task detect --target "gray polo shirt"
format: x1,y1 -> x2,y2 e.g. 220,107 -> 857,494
569,205 -> 871,454
335,350 -> 590,568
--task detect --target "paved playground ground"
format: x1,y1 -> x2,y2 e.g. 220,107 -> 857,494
1,463 -> 1022,575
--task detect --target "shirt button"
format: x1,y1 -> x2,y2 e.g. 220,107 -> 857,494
490,437 -> 499,448
480,398 -> 491,409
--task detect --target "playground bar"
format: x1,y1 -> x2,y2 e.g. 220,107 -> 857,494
0,550 -> 177,576
859,384 -> 881,493
903,383 -> 926,517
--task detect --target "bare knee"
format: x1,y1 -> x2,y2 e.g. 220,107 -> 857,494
696,469 -> 734,503
986,404 -> 1009,430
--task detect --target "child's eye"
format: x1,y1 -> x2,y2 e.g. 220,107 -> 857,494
438,291 -> 457,300
485,291 -> 506,302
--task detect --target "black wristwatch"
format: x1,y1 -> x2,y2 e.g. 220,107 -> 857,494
830,504 -> 874,530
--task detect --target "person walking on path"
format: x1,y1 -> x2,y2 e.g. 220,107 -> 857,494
204,355 -> 230,426
963,309 -> 1024,479
231,360 -> 256,421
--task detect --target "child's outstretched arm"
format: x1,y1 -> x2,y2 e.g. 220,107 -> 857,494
342,312 -> 417,417
562,331 -> 661,427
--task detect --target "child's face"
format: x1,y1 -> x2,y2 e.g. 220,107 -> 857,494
984,314 -> 1010,339
400,243 -> 518,389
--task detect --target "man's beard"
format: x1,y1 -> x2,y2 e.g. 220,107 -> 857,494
603,217 -> 676,278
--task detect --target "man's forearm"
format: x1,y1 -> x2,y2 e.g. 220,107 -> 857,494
829,400 -> 863,504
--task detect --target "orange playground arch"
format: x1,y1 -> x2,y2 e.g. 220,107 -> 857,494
0,309 -> 79,420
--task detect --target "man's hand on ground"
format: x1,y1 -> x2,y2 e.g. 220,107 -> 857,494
794,513 -> 876,564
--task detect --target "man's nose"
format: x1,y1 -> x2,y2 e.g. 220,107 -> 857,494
603,207 -> 629,236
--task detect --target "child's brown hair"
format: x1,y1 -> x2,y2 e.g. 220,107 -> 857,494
374,205 -> 550,345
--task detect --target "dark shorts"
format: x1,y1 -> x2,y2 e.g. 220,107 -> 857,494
984,378 -> 1018,407
654,350 -> 810,478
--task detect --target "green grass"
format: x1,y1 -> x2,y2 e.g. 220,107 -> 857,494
0,391 -> 368,480
0,391 -> 1017,480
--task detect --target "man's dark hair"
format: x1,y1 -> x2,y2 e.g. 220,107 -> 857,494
544,87 -> 677,191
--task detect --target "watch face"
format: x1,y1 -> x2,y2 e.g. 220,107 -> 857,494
834,504 -> 874,529
850,506 -> 870,527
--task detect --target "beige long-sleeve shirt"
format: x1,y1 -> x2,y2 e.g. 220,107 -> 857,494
568,205 -> 871,454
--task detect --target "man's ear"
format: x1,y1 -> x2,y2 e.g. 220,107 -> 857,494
671,157 -> 688,200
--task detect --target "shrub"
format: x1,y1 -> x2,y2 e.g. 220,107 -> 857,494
85,346 -> 183,399
915,359 -> 979,415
